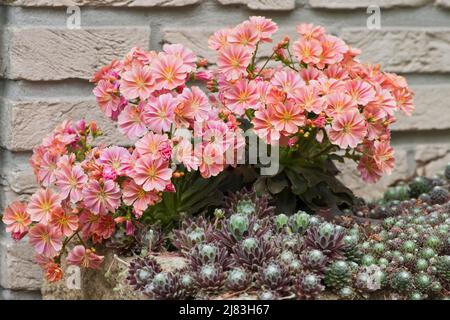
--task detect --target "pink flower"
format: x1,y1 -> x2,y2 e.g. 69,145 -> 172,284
294,86 -> 326,114
120,64 -> 155,100
328,111 -> 367,149
325,91 -> 357,117
163,44 -> 197,72
296,23 -> 325,40
223,79 -> 259,116
372,140 -> 395,175
270,70 -> 304,96
249,16 -> 278,42
67,245 -> 104,269
118,102 -> 148,139
228,21 -> 260,49
272,101 -> 306,134
368,88 -> 397,117
358,155 -> 382,183
49,207 -> 79,237
173,138 -> 200,171
208,28 -> 232,51
252,108 -> 280,144
199,143 -> 224,178
82,180 -> 121,215
122,179 -> 161,216
317,35 -> 348,69
28,224 -> 62,258
135,132 -> 171,159
217,45 -> 252,81
178,86 -> 211,121
344,79 -> 376,106
2,202 -> 31,239
293,38 -> 323,65
151,53 -> 189,90
27,189 -> 62,224
93,80 -> 121,118
55,165 -> 87,203
98,146 -> 131,176
393,88 -> 414,116
36,152 -> 59,187
144,93 -> 177,133
133,156 -> 173,192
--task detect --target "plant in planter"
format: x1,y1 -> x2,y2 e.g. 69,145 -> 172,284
1,17 -> 414,282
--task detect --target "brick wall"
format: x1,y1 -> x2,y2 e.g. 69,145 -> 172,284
1,0 -> 449,299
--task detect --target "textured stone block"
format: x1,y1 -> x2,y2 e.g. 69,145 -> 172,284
5,27 -> 151,80
340,28 -> 450,73
217,0 -> 295,10
0,236 -> 43,291
392,84 -> 450,131
308,0 -> 431,9
2,0 -> 201,6
0,98 -> 131,151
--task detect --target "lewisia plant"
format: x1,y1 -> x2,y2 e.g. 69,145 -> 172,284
1,17 -> 413,281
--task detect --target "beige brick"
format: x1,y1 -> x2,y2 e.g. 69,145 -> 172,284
0,236 -> 43,291
217,0 -> 295,10
2,0 -> 201,6
309,0 -> 431,8
415,144 -> 450,176
340,28 -> 450,73
5,27 -> 150,81
436,0 -> 450,7
0,98 -> 131,151
337,148 -> 412,200
392,84 -> 450,131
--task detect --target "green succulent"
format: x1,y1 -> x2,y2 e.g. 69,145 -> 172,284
324,261 -> 352,290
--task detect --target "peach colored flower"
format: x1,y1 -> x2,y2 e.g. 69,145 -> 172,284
28,224 -> 62,258
373,140 -> 395,175
223,79 -> 259,116
82,180 -> 121,215
270,70 -> 304,96
358,155 -> 382,183
325,91 -> 357,117
118,102 -> 148,139
178,86 -> 211,121
328,111 -> 367,149
293,38 -> 323,65
98,146 -> 131,176
163,43 -> 197,72
217,45 -> 252,81
122,179 -> 161,217
93,80 -> 121,118
294,86 -> 326,114
27,189 -> 62,224
344,79 -> 376,106
208,28 -> 232,51
2,202 -> 31,239
272,101 -> 306,134
151,53 -> 189,90
67,245 -> 104,269
393,87 -> 414,116
133,156 -> 173,192
55,165 -> 87,203
252,108 -> 280,144
120,64 -> 155,100
228,21 -> 260,49
144,93 -> 177,133
198,143 -> 224,178
296,23 -> 325,40
49,207 -> 79,237
173,138 -> 200,172
135,132 -> 171,160
45,262 -> 63,282
249,16 -> 278,42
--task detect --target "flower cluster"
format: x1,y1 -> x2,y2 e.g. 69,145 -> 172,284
2,17 -> 414,282
208,19 -> 413,183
